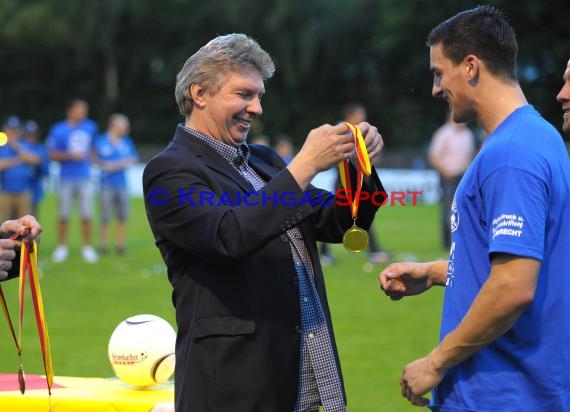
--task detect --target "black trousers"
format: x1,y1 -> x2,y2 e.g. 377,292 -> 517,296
440,175 -> 463,250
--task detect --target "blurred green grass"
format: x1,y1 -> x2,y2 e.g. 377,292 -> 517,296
0,195 -> 447,411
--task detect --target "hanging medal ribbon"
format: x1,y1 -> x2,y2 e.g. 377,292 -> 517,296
0,233 -> 54,409
338,123 -> 372,253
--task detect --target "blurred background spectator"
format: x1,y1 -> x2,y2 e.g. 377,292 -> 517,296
428,110 -> 476,250
0,116 -> 43,221
46,99 -> 99,263
94,113 -> 138,256
22,120 -> 50,218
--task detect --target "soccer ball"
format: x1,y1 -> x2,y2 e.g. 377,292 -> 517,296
108,314 -> 176,388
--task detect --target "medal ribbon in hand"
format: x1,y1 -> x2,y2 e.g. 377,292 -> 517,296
338,123 -> 372,252
23,239 -> 54,395
0,231 -> 54,405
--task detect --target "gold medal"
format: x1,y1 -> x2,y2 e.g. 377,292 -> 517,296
342,224 -> 369,253
18,362 -> 25,394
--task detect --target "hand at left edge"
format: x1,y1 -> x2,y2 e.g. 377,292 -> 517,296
0,215 -> 42,244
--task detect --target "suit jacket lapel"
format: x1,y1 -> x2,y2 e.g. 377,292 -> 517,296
172,125 -> 254,192
202,151 -> 255,192
248,154 -> 278,182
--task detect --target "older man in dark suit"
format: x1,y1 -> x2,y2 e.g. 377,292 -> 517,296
143,33 -> 385,412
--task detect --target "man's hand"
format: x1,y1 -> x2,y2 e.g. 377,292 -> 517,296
0,215 -> 42,280
297,123 -> 356,172
68,151 -> 86,161
400,354 -> 444,407
357,122 -> 383,161
287,123 -> 356,189
379,261 -> 443,300
0,240 -> 16,280
0,215 -> 42,243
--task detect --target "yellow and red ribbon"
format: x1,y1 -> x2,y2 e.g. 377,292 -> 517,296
0,235 -> 54,398
338,123 -> 372,218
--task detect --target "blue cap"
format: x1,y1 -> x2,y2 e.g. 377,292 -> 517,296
24,120 -> 39,133
3,115 -> 22,130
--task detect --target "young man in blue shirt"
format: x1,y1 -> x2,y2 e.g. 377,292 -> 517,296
46,99 -> 99,263
379,6 -> 570,411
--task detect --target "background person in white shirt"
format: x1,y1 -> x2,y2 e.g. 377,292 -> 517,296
428,109 -> 475,249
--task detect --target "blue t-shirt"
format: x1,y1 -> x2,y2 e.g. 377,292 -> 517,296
0,141 -> 36,193
26,141 -> 50,205
46,119 -> 98,181
94,133 -> 138,188
432,105 -> 570,411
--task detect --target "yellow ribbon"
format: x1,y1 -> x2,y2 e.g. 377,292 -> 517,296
0,237 -> 54,400
24,240 -> 54,394
338,123 -> 372,218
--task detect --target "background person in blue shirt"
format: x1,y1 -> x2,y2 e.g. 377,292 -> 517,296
22,120 -> 50,218
46,99 -> 99,263
379,6 -> 570,411
94,113 -> 138,255
0,116 -> 42,222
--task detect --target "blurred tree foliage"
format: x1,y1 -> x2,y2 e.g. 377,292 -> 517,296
0,0 -> 567,154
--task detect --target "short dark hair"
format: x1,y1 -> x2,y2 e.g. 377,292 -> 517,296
426,5 -> 518,83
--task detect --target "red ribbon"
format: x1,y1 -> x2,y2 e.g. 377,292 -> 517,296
338,123 -> 372,219
0,235 -> 54,398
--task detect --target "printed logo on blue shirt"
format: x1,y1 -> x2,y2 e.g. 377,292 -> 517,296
491,213 -> 524,239
446,242 -> 456,287
450,198 -> 459,233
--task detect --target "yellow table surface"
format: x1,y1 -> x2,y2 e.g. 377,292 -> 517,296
0,374 -> 173,412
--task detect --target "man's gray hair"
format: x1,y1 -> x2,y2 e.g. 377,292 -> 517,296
175,33 -> 275,117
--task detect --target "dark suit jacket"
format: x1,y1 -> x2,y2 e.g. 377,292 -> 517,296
143,125 -> 384,412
